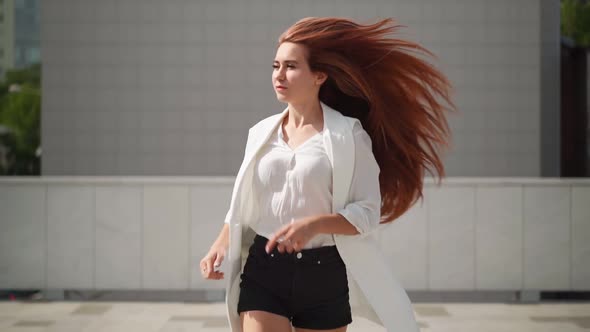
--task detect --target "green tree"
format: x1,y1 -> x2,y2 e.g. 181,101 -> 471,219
0,64 -> 41,175
561,0 -> 590,48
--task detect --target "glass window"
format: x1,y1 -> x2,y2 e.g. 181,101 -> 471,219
15,47 -> 21,62
27,47 -> 39,63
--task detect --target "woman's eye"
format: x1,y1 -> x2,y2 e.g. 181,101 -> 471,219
272,64 -> 295,69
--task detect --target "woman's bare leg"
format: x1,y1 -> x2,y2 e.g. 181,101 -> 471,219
240,310 -> 292,332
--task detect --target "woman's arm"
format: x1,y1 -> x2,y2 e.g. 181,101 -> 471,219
313,213 -> 360,235
334,123 -> 382,235
201,126 -> 254,278
213,223 -> 230,247
265,213 -> 360,253
200,223 -> 229,280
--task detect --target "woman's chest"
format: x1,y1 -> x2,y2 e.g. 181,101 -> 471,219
255,135 -> 332,191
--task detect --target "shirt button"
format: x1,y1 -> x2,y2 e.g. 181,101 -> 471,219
296,252 -> 302,259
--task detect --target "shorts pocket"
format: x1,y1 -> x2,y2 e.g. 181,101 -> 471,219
243,247 -> 270,274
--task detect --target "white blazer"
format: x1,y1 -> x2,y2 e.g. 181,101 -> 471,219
223,101 -> 420,332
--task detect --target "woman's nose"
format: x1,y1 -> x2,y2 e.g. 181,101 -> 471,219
275,68 -> 287,79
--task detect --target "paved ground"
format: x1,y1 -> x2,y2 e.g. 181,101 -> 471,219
0,301 -> 589,331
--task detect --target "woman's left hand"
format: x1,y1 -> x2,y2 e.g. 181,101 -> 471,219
266,216 -> 321,254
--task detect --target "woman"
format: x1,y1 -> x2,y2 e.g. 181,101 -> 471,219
200,17 -> 454,332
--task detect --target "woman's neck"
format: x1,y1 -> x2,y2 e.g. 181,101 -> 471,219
285,100 -> 323,129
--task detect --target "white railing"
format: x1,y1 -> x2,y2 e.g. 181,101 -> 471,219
0,177 -> 589,292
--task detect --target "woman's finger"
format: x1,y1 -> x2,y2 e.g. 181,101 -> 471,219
205,259 -> 212,275
277,242 -> 285,253
213,252 -> 224,269
266,226 -> 290,253
203,258 -> 224,280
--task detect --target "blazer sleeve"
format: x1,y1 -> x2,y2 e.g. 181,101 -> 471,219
336,122 -> 382,235
223,127 -> 254,224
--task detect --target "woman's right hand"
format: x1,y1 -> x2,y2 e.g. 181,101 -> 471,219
200,245 -> 226,280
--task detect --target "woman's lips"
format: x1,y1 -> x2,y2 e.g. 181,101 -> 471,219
276,86 -> 287,91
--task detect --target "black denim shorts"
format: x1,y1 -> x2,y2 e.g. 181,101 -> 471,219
237,234 -> 352,330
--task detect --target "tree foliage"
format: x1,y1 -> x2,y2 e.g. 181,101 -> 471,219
562,0 -> 590,48
0,64 -> 41,175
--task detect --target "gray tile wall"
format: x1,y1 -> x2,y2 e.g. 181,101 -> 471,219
41,0 -> 549,176
2,179 -> 589,290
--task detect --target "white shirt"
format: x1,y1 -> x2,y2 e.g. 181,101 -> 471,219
250,123 -> 336,248
224,104 -> 418,332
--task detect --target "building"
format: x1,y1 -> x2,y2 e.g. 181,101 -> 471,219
0,0 -> 39,81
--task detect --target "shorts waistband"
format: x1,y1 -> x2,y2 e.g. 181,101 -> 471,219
252,234 -> 344,265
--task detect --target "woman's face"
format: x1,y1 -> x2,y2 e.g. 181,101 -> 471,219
272,42 -> 326,104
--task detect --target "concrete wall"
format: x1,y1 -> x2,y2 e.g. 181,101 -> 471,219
40,0 -> 550,177
1,177 -> 589,292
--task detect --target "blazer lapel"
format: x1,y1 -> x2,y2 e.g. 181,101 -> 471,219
226,107 -> 288,226
242,107 -> 288,179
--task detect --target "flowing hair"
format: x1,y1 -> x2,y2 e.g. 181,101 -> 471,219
279,17 -> 455,223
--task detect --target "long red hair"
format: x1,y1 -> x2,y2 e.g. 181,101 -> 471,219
279,17 -> 455,223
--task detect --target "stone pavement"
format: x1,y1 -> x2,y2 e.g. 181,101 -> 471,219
0,301 -> 589,331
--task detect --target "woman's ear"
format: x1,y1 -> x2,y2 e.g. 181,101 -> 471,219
315,72 -> 328,86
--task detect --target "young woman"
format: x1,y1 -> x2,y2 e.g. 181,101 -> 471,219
200,17 -> 454,332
